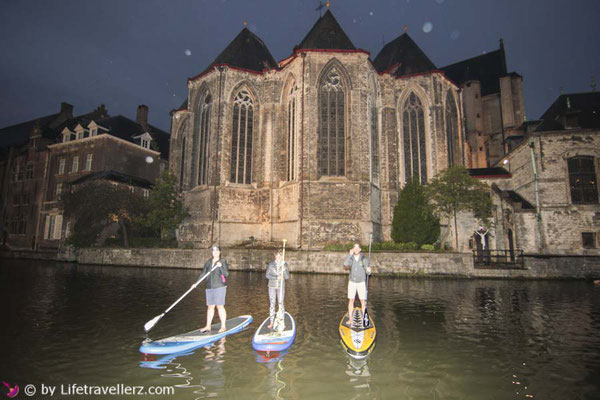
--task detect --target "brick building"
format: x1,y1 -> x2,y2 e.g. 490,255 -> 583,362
0,103 -> 169,249
168,9 -> 524,248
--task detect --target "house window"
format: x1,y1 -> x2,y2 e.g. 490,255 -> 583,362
230,90 -> 254,184
85,154 -> 93,171
25,163 -> 34,179
17,163 -> 24,181
56,183 -> 63,200
142,189 -> 149,198
287,85 -> 298,181
402,92 -> 427,184
63,132 -> 70,142
71,156 -> 79,173
58,158 -> 66,175
197,94 -> 212,185
582,232 -> 596,249
141,138 -> 150,149
44,214 -> 63,240
90,127 -> 98,136
446,91 -> 460,166
318,67 -> 345,177
568,156 -> 598,204
76,130 -> 84,140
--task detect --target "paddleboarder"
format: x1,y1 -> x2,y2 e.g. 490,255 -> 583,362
343,243 -> 371,327
199,245 -> 229,333
265,250 -> 289,330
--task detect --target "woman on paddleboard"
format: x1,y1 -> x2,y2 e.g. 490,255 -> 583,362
343,243 -> 371,326
199,245 -> 229,333
265,251 -> 289,329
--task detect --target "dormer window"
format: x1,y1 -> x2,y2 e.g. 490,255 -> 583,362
134,132 -> 153,149
90,127 -> 98,136
141,138 -> 150,149
62,128 -> 72,143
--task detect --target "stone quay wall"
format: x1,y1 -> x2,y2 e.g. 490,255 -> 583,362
2,248 -> 599,279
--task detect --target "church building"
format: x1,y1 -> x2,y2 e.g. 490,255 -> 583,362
169,8 -> 522,249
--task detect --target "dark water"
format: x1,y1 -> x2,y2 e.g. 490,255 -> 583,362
1,259 -> 600,400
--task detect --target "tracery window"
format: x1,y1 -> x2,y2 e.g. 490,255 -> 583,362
230,90 -> 254,184
402,92 -> 427,184
318,68 -> 345,177
197,94 -> 211,186
568,156 -> 598,204
370,103 -> 379,183
287,84 -> 298,181
446,91 -> 459,166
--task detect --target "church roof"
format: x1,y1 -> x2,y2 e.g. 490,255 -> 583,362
200,28 -> 277,75
373,33 -> 436,77
70,170 -> 154,189
535,92 -> 600,132
297,10 -> 356,51
440,43 -> 508,96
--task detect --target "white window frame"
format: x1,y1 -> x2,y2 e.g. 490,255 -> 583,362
58,158 -> 66,175
71,156 -> 79,173
56,183 -> 63,199
141,138 -> 150,149
85,154 -> 93,171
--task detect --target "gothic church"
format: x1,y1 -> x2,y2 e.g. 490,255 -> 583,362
169,9 -> 520,249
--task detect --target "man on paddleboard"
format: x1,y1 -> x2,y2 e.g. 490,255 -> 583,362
265,251 -> 289,329
344,243 -> 371,326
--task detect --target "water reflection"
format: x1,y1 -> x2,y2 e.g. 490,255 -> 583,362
345,356 -> 371,397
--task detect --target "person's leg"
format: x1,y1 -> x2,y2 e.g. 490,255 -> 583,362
217,305 -> 227,332
358,282 -> 367,315
201,305 -> 215,332
268,287 -> 277,328
347,281 -> 356,326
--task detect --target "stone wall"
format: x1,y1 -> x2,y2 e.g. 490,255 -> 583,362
54,248 -> 600,279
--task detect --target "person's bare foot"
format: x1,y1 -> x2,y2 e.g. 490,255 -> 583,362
200,326 -> 211,333
218,326 -> 226,333
267,322 -> 273,329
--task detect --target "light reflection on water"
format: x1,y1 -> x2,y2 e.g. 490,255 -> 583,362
1,259 -> 600,399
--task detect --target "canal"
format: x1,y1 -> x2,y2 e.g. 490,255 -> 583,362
1,259 -> 599,399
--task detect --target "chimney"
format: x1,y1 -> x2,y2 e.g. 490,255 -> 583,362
60,102 -> 74,118
136,105 -> 149,131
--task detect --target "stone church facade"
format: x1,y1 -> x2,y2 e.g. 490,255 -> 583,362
169,10 -> 520,249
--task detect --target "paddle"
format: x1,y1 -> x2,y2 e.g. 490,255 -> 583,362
273,239 -> 287,332
144,262 -> 219,332
363,233 -> 372,328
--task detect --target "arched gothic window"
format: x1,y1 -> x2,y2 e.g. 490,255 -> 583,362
402,92 -> 427,184
318,67 -> 345,177
370,101 -> 379,183
230,90 -> 254,184
445,91 -> 459,166
287,83 -> 298,181
197,94 -> 211,186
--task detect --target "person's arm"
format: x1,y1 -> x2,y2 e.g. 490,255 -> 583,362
219,259 -> 229,277
364,256 -> 372,275
196,260 -> 210,284
283,262 -> 290,279
343,254 -> 353,267
266,262 -> 278,280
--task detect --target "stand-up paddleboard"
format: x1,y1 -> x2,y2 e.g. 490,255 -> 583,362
252,312 -> 296,352
339,307 -> 376,359
140,315 -> 253,354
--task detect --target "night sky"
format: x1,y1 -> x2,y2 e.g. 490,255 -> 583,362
1,0 -> 599,133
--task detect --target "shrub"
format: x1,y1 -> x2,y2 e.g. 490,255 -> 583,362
392,180 -> 440,246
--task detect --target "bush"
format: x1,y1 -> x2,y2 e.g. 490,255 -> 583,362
392,180 -> 440,246
420,244 -> 435,251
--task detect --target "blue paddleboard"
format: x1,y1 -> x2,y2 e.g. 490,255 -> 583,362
140,315 -> 253,354
252,312 -> 296,352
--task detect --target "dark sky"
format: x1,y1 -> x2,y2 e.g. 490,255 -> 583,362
1,0 -> 599,133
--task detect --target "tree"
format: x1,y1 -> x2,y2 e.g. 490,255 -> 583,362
135,172 -> 189,241
425,165 -> 493,250
62,180 -> 147,247
391,179 -> 440,246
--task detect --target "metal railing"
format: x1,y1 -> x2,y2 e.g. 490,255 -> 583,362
472,249 -> 525,269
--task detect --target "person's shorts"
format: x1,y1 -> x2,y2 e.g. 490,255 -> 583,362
206,286 -> 227,306
348,281 -> 366,300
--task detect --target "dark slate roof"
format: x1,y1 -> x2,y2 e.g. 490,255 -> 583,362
535,92 -> 600,132
0,105 -> 108,150
440,45 -> 507,96
70,170 -> 153,189
373,33 -> 436,76
0,113 -> 58,148
505,190 -> 534,210
94,115 -> 170,160
297,10 -> 356,50
201,28 -> 277,75
468,167 -> 511,177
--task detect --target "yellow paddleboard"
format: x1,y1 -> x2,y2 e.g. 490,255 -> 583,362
339,307 -> 376,359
